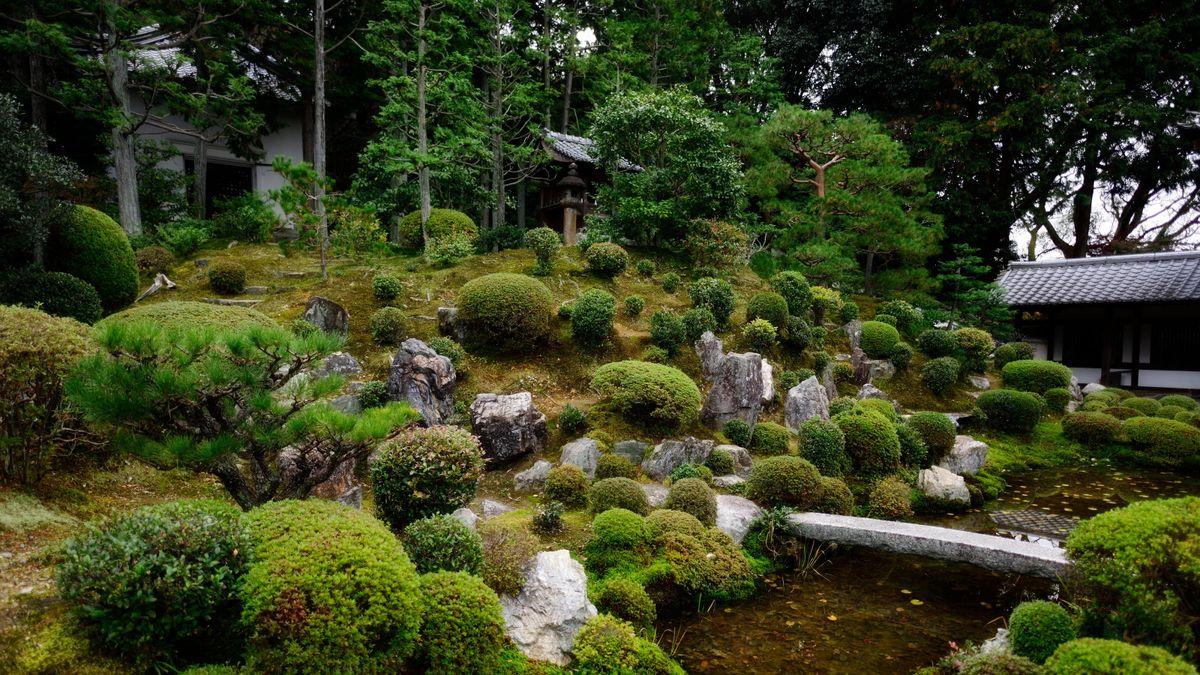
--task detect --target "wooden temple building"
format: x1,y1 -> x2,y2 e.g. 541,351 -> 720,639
533,129 -> 637,245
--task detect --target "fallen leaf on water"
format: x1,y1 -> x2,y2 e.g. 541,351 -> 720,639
827,614 -> 838,621
900,589 -> 912,595
910,599 -> 925,606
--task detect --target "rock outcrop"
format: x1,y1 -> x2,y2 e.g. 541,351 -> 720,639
612,440 -> 650,464
482,499 -> 516,518
641,483 -> 668,508
559,438 -> 601,480
312,351 -> 363,378
514,460 -> 553,492
714,444 -> 752,476
302,296 -> 349,334
386,338 -> 457,425
761,359 -> 775,403
451,507 -> 478,530
938,435 -> 988,476
470,392 -> 548,462
715,494 -> 762,544
695,331 -> 725,382
918,465 -> 971,505
855,383 -> 890,401
785,376 -> 830,429
701,352 -> 764,429
640,437 -> 714,481
500,550 -> 597,666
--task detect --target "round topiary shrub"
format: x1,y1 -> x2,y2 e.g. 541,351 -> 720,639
645,509 -> 707,542
415,571 -> 506,673
661,271 -> 681,293
524,226 -> 561,274
591,360 -> 702,429
877,299 -> 921,335
358,380 -> 388,409
589,477 -> 650,515
771,271 -> 812,318
834,408 -> 901,477
751,421 -> 792,456
859,320 -> 901,359
828,395 -> 855,416
241,500 -> 422,672
586,242 -> 630,277
745,455 -> 822,508
585,508 -> 652,573
889,342 -> 913,370
1102,405 -> 1142,420
896,423 -> 928,469
624,294 -> 645,317
427,336 -> 466,367
906,411 -> 956,459
783,315 -> 811,350
1043,387 -> 1072,413
705,449 -> 735,476
917,328 -> 957,358
1160,394 -> 1200,412
663,477 -> 717,526
636,259 -> 656,276
954,327 -> 996,373
866,476 -> 913,520
958,652 -> 1042,675
396,208 -> 477,249
545,464 -> 589,508
571,288 -> 616,346
811,287 -> 843,324
57,499 -> 250,666
402,514 -> 484,575
596,453 -> 638,480
372,273 -> 403,301
668,463 -> 712,484
1043,638 -> 1195,675
682,307 -> 717,342
369,306 -> 407,345
207,260 -> 246,295
371,425 -> 484,530
688,277 -> 735,327
798,418 -> 849,477
994,341 -> 1035,370
571,614 -> 684,675
135,245 -> 174,276
47,204 -> 138,312
746,292 -> 789,329
649,310 -> 686,355
1001,359 -> 1073,395
742,318 -> 778,352
0,268 -> 103,323
858,398 -> 897,422
597,577 -> 656,630
977,389 -> 1045,433
873,313 -> 897,326
97,300 -> 278,333
1009,600 -> 1075,664
724,419 -> 752,447
1062,411 -> 1121,445
457,272 -> 553,352
1123,396 -> 1161,415
813,476 -> 854,515
1122,417 -> 1200,466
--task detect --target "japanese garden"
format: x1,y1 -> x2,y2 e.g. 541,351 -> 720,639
1,1 -> 1199,674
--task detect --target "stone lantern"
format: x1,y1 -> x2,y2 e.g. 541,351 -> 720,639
556,162 -> 586,245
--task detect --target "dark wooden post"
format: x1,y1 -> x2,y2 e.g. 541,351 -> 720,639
1130,306 -> 1142,389
1046,308 -> 1057,362
1101,306 -> 1114,385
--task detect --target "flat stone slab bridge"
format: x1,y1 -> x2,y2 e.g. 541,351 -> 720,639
788,513 -> 1070,579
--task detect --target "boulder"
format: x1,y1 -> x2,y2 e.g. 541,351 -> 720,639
302,296 -> 349,334
312,351 -> 363,378
1081,382 -> 1106,396
701,352 -> 764,429
280,447 -> 360,507
712,475 -> 745,489
938,435 -> 989,476
978,628 -> 1010,656
844,320 -> 863,352
514,460 -> 553,492
386,338 -> 457,426
641,483 -> 668,508
1069,375 -> 1083,401
500,550 -> 597,666
715,494 -> 762,544
612,440 -> 651,464
820,363 -> 837,400
967,374 -> 991,390
760,358 -> 775,403
329,393 -> 362,415
695,331 -> 725,382
470,392 -> 548,463
785,376 -> 830,429
917,465 -> 971,506
855,383 -> 890,401
452,507 -> 478,530
640,437 -> 714,481
437,306 -> 466,341
559,438 -> 601,480
714,444 -> 752,476
482,499 -> 516,518
861,358 -> 896,383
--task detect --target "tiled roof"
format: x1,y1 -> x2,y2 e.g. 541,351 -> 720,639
543,129 -> 639,170
997,250 -> 1200,306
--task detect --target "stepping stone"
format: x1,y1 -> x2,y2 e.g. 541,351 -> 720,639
202,297 -> 261,307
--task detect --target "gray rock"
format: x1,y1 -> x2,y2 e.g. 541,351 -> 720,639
313,351 -> 363,378
329,394 -> 362,415
862,358 -> 896,383
452,507 -> 478,530
471,392 -> 548,463
695,331 -> 725,382
785,376 -> 830,429
612,440 -> 650,464
761,358 -> 775,403
1069,375 -> 1083,401
437,306 -> 466,341
715,494 -> 762,544
712,475 -> 746,489
918,465 -> 971,505
938,435 -> 989,476
500,550 -> 597,666
482,499 -> 516,518
820,363 -> 837,400
559,438 -> 601,479
855,383 -> 890,401
515,460 -> 553,492
244,285 -> 270,295
640,437 -> 714,481
967,374 -> 991,390
1081,382 -> 1106,395
280,446 -> 360,506
714,444 -> 752,476
302,295 -> 349,334
979,628 -> 1011,656
701,352 -> 764,429
641,483 -> 668,508
336,485 -> 363,509
844,320 -> 863,351
386,338 -> 457,426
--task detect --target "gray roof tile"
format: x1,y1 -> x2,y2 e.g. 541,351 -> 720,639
997,251 -> 1200,306
543,129 -> 639,170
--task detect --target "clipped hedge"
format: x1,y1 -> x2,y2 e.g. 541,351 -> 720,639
1122,417 -> 1200,466
402,514 -> 484,575
745,455 -> 822,508
1160,394 -> 1199,412
586,242 -> 630,277
416,571 -> 507,673
750,421 -> 791,456
207,260 -> 246,295
688,277 -> 735,327
859,320 -> 901,359
457,272 -> 553,352
546,464 -> 590,508
572,288 -> 617,346
834,408 -> 901,477
921,356 -> 960,395
663,477 -> 717,526
97,300 -> 278,333
0,267 -> 103,324
746,292 -> 789,329
47,204 -> 138,312
1002,359 -> 1073,395
954,327 -> 995,373
798,418 -> 849,477
977,389 -> 1045,433
591,360 -> 702,429
396,208 -> 477,249
1062,411 -> 1121,445
994,341 -> 1035,370
906,411 -> 956,458
371,425 -> 484,530
917,328 -> 957,358
589,477 -> 651,515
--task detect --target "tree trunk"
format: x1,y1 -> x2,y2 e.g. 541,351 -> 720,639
28,54 -> 47,132
193,138 -> 208,219
491,84 -> 505,231
314,0 -> 328,280
516,179 -> 526,231
864,250 -> 875,294
417,3 -> 431,241
542,1 -> 551,128
1065,136 -> 1100,258
560,41 -> 573,133
104,34 -> 143,237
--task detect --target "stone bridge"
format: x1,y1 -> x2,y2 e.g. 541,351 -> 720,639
788,512 -> 1070,579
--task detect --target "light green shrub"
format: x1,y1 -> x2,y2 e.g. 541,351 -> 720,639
589,477 -> 651,515
417,571 -> 507,673
867,476 -> 912,520
745,455 -> 821,508
586,242 -> 630,277
663,477 -> 717,526
860,320 -> 901,359
1001,359 -> 1073,394
1009,600 -> 1075,664
834,408 -> 901,477
1043,638 -> 1196,675
591,360 -> 702,429
396,208 -> 477,249
457,272 -> 554,351
572,288 -> 617,346
545,464 -> 589,508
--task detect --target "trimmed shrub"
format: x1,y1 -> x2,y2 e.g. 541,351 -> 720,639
890,342 -> 913,370
597,577 -> 656,630
978,389 -> 1044,433
959,652 -> 1042,675
832,361 -> 855,384
641,345 -> 669,363
1061,411 -> 1120,445
867,476 -> 913,520
545,464 -> 589,508
97,300 -> 277,333
1009,600 -> 1075,664
1122,417 -> 1200,466
1158,404 -> 1186,419
917,328 -> 958,358
860,320 -> 901,359
688,277 -> 735,327
994,341 -> 1035,370
813,476 -> 854,515
649,310 -> 687,354
571,614 -> 684,675
921,356 -> 960,395
873,313 -> 897,326
396,208 -> 477,249
811,286 -> 843,324
1124,396 -> 1161,415
906,412 -> 956,458
877,299 -> 921,335
559,404 -> 587,434
135,245 -> 174,276
369,306 -> 407,345
896,423 -> 928,469
771,270 -> 813,318
745,455 -> 822,508
684,218 -> 749,270
724,419 -> 752,447
591,360 -> 702,429
751,421 -> 792,456
1044,387 -> 1071,413
586,242 -> 630,277
663,477 -> 717,526
417,572 -> 507,673
645,509 -> 707,542
625,295 -> 645,317
458,272 -> 553,351
813,351 -> 832,375
746,292 -> 789,329
524,226 -> 561,275
636,259 -> 656,276
371,425 -> 484,530
47,204 -> 138,312
1160,394 -> 1199,412
427,336 -> 466,366
1043,638 -> 1196,675
57,500 -> 250,666
0,268 -> 103,323
658,527 -> 758,602
798,418 -> 850,477
661,271 -> 681,293
586,508 -> 652,573
681,307 -> 717,342
705,449 -> 735,476
590,477 -> 651,515
358,380 -> 388,409
402,514 -> 484,574
596,453 -> 638,480
373,273 -> 403,301
572,288 -> 617,346
241,500 -> 422,672
669,463 -> 712,484
742,318 -> 777,351
834,409 -> 901,477
858,398 -> 897,422
782,315 -> 811,350
207,261 -> 246,295
828,396 -> 855,416
1103,405 -> 1142,420
955,327 -> 995,373
478,521 -> 538,597
1001,359 -> 1073,394
839,301 -> 860,324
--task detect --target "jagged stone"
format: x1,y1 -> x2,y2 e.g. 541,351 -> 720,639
820,363 -> 837,400
515,460 -> 553,492
761,358 -> 775,403
716,495 -> 762,544
329,394 -> 362,415
712,475 -> 745,489
855,383 -> 890,401
918,465 -> 971,505
1081,382 -> 1106,395
302,296 -> 349,334
471,392 -> 548,463
967,374 -> 991,390
1069,375 -> 1083,401
612,440 -> 651,464
938,435 -> 989,476
313,351 -> 363,378
559,438 -> 601,479
701,352 -> 764,429
386,338 -> 457,425
695,331 -> 725,382
785,376 -> 830,429
641,483 -> 668,508
500,550 -> 597,666
640,437 -> 714,481
844,320 -> 863,351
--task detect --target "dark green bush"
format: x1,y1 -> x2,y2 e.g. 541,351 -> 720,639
890,342 -> 913,370
649,310 -> 687,354
636,259 -> 656,276
417,571 -> 507,673
1009,600 -> 1075,664
828,396 -> 855,416
798,418 -> 850,477
589,477 -> 651,515
661,271 -> 681,293
745,455 -> 822,508
877,299 -> 921,335
369,306 -> 407,345
832,361 -> 855,384
532,501 -> 565,535
47,204 -> 137,312
1124,396 -> 1161,415
994,341 -> 1035,370
524,226 -> 561,274
705,449 -> 735,475
724,419 -> 752,447
1001,359 -> 1073,394
839,301 -> 860,324
813,476 -> 854,515
373,273 -> 403,300
1043,638 -> 1196,675
157,219 -> 211,257
457,272 -> 553,351
559,404 -> 587,434
591,360 -> 702,429
625,295 -> 646,317
834,408 -> 901,477
751,421 -> 792,455
663,477 -> 717,526
906,412 -> 956,458
954,327 -> 995,373
545,464 -> 589,508
917,328 -> 958,358
134,245 -> 174,276
896,423 -> 928,468
867,476 -> 913,520
1102,405 -> 1142,420
921,356 -> 961,395
978,389 -> 1045,433
371,425 -> 484,530
1122,417 -> 1200,466
1061,411 -> 1120,445
572,288 -> 617,346
358,380 -> 389,409
396,208 -> 477,249
813,351 -> 832,375
571,614 -> 684,674
770,270 -> 812,318
742,318 -> 777,352
1043,387 -> 1071,413
427,336 -> 466,366
585,508 -> 652,574
97,300 -> 278,333
402,514 -> 484,574
211,192 -> 277,242
860,320 -> 901,358
597,577 -> 656,631
586,242 -> 630,277
783,315 -> 811,350
746,291 -> 789,328
681,307 -> 717,342
688,277 -> 735,327
668,462 -> 712,484
207,260 -> 246,295
873,313 -> 897,326
0,267 -> 102,324
858,398 -> 898,422
596,453 -> 638,480
57,500 -> 251,666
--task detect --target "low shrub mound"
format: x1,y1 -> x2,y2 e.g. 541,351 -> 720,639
811,286 -> 843,323
669,463 -> 712,484
649,310 -> 687,354
591,360 -> 702,429
994,341 -> 1035,370
0,268 -> 103,323
590,477 -> 651,515
1043,638 -> 1196,675
402,514 -> 484,574
371,425 -> 484,530
877,299 -> 922,335
977,389 -> 1045,434
57,500 -> 251,667
135,245 -> 174,276
858,398 -> 897,422
369,306 -> 407,345
659,527 -> 758,602
416,571 -> 507,673
1122,417 -> 1200,466
783,316 -> 812,350
705,449 -> 735,475
1009,600 -> 1075,664
682,307 -> 716,342
746,292 -> 789,328
1065,497 -> 1200,658
890,342 -> 913,370
859,320 -> 901,359
1043,387 -> 1071,413
1103,405 -> 1142,420
596,453 -> 638,480
954,327 -> 995,373
47,204 -> 138,312
1062,411 -> 1121,445
896,423 -> 928,468
596,577 -> 656,630
585,508 -> 652,574
958,651 -> 1042,675
545,464 -> 590,508
625,294 -> 645,317
524,226 -> 561,274
207,260 -> 246,295
396,208 -> 477,249
688,277 -> 735,326
834,409 -> 901,478
745,456 -> 822,508
813,476 -> 854,515
372,273 -> 402,300
921,356 -> 960,395
97,300 -> 278,333
1123,396 -> 1161,415
867,476 -> 913,520
906,412 -> 956,459
798,418 -> 850,477
1160,394 -> 1199,412
917,328 -> 957,358
663,477 -> 717,526
241,500 -> 423,672
571,614 -> 684,675
457,272 -> 554,352
572,288 -> 617,346
478,521 -> 538,597
742,318 -> 778,351
1001,359 -> 1073,394
724,419 -> 753,447
771,270 -> 813,318
750,421 -> 791,456
646,509 -> 707,541
586,242 -> 630,277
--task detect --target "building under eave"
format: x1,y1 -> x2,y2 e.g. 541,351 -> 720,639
997,251 -> 1200,391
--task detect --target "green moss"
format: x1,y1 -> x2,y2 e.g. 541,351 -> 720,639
860,320 -> 901,359
833,408 -> 901,478
1043,638 -> 1196,675
97,300 -> 278,333
591,361 -> 702,430
458,273 -> 554,352
662,477 -> 717,526
750,421 -> 792,455
589,478 -> 650,515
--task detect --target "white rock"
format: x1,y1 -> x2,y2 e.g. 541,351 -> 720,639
715,494 -> 762,544
937,435 -> 989,476
978,628 -> 1011,656
514,460 -> 553,492
559,438 -> 601,480
784,376 -> 829,429
1081,382 -> 1106,395
482,499 -> 516,518
855,383 -> 890,401
641,483 -> 668,508
1069,375 -> 1083,401
967,374 -> 991,390
451,507 -> 478,530
918,465 -> 971,505
712,475 -> 746,489
761,358 -> 775,403
501,550 -> 597,666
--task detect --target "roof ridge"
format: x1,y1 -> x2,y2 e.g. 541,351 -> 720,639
1007,250 -> 1200,268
